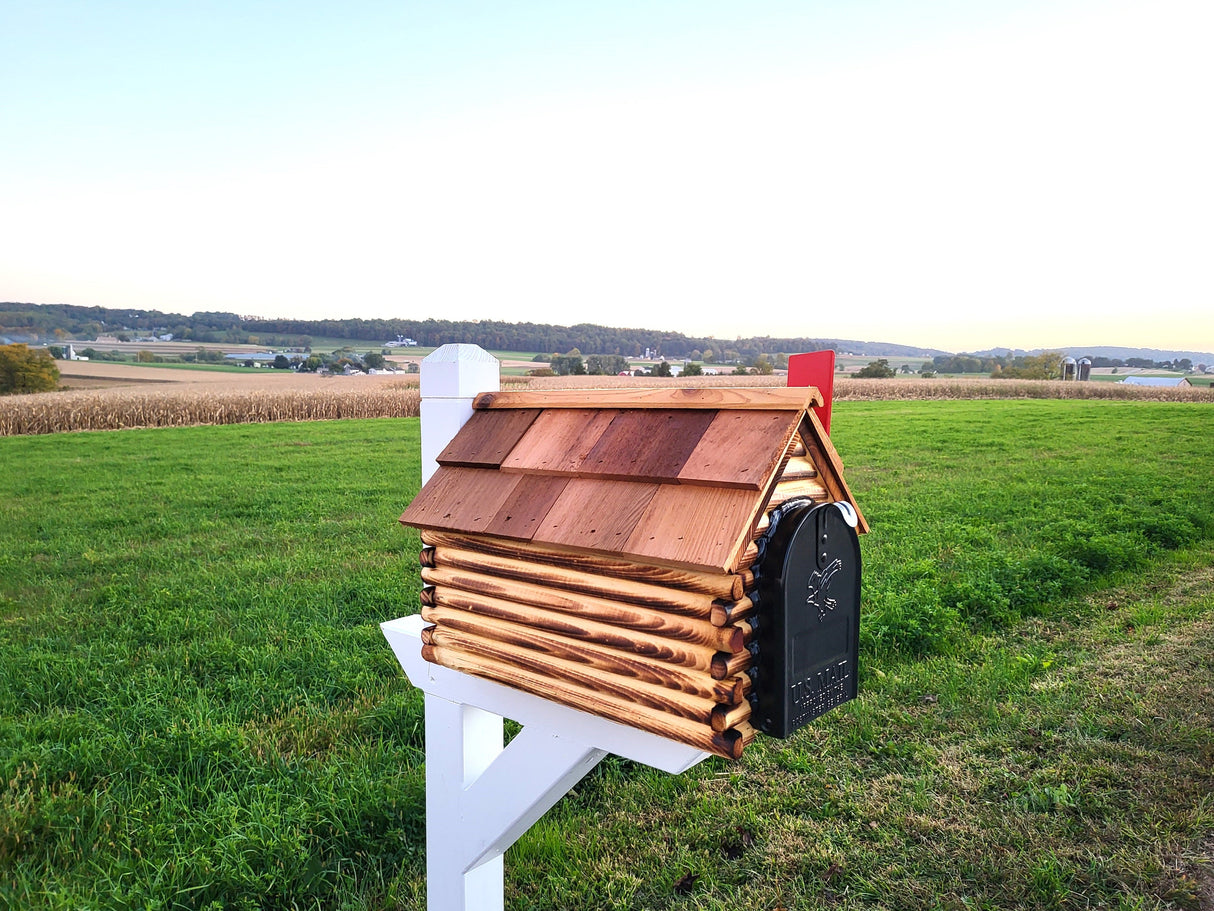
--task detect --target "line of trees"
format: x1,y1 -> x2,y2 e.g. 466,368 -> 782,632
4,303 -> 940,362
932,353 -> 1196,374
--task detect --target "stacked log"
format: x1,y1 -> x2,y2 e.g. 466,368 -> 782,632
417,530 -> 758,759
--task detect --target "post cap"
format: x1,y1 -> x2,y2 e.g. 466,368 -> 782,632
421,344 -> 501,398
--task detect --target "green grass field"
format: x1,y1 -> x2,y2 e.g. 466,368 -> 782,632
2,402 -> 1211,909
108,361 -> 263,374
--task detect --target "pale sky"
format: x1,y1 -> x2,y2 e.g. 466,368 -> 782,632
2,1 -> 1211,353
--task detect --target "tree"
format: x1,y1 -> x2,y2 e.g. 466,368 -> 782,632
273,354 -> 292,370
550,354 -> 586,376
993,351 -> 1063,380
593,354 -> 629,375
363,351 -> 386,370
681,362 -> 703,377
753,355 -> 774,376
0,344 -> 60,394
855,358 -> 896,378
653,360 -> 673,377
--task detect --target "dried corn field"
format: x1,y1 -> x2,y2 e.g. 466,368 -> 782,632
834,376 -> 1214,402
2,368 -> 1209,436
527,373 -> 1214,403
0,380 -> 422,435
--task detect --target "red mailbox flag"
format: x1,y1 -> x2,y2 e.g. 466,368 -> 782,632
787,350 -> 835,435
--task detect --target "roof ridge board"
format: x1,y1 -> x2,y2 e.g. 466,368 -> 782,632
473,387 -> 822,411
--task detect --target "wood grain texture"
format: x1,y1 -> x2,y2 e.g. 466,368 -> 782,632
423,589 -> 731,671
479,475 -> 570,540
779,454 -> 820,481
427,545 -> 726,617
623,484 -> 766,573
710,596 -> 755,627
735,544 -> 759,572
421,565 -> 745,651
421,641 -> 750,759
436,408 -> 540,468
531,478 -> 659,553
711,649 -> 754,680
399,467 -> 522,534
581,409 -> 716,482
421,531 -> 747,600
473,387 -> 821,412
710,700 -> 752,733
677,409 -> 802,490
423,624 -> 733,723
500,409 -> 619,475
421,604 -> 748,703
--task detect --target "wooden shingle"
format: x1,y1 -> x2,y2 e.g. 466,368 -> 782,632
531,479 -> 660,552
437,408 -> 541,468
501,409 -> 619,475
402,466 -> 523,535
581,409 -> 716,483
677,409 -> 802,490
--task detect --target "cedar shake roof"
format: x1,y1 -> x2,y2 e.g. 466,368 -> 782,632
401,388 -> 867,574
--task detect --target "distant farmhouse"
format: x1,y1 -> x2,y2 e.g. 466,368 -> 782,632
1119,376 -> 1192,388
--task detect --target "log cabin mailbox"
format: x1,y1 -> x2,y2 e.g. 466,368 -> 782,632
400,385 -> 868,760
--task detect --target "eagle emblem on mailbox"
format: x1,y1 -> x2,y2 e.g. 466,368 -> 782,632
807,558 -> 843,622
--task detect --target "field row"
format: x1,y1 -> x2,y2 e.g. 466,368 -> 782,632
2,372 -> 1210,436
0,383 -> 422,435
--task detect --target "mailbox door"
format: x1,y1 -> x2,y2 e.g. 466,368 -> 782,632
754,501 -> 861,738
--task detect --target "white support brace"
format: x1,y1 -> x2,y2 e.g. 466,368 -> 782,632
385,345 -> 709,911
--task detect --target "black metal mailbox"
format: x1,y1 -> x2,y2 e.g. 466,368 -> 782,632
752,500 -> 861,738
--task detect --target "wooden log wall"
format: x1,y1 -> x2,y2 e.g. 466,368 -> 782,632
417,530 -> 757,759
413,427 -> 830,761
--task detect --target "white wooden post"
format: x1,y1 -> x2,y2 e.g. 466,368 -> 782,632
418,343 -> 500,485
385,344 -> 710,911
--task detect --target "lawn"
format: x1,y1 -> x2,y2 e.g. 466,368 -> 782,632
1,401 -> 1211,909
